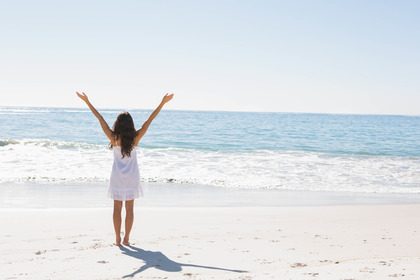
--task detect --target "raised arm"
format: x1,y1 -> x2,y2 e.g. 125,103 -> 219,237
76,91 -> 115,144
134,93 -> 174,145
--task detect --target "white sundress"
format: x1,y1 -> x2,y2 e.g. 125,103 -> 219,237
108,146 -> 143,201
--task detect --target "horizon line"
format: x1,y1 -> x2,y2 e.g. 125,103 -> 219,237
1,105 -> 419,117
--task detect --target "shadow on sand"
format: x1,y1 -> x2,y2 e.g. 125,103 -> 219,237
119,245 -> 248,278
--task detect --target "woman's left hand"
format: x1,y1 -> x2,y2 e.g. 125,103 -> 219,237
76,91 -> 89,103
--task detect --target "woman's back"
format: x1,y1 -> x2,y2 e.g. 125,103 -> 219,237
109,146 -> 142,201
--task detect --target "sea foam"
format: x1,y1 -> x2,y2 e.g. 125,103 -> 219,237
1,138 -> 418,194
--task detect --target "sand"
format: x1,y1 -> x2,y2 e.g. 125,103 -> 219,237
1,204 -> 420,280
2,182 -> 420,208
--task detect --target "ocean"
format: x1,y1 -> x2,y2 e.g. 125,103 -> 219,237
0,106 -> 419,194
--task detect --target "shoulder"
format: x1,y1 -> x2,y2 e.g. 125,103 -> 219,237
133,131 -> 141,146
111,137 -> 120,147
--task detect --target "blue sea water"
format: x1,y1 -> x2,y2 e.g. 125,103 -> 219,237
0,106 -> 419,193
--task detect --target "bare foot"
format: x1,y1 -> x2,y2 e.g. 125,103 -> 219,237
114,237 -> 122,246
122,238 -> 130,246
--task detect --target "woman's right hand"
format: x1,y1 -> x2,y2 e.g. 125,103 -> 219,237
162,93 -> 174,104
76,91 -> 89,103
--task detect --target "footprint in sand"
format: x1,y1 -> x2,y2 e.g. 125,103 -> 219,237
359,267 -> 375,273
389,274 -> 405,277
291,262 -> 307,268
379,261 -> 390,266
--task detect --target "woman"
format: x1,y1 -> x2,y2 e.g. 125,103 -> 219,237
76,91 -> 174,246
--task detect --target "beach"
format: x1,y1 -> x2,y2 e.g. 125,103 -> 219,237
1,184 -> 420,280
1,0 -> 420,276
1,108 -> 419,279
2,205 -> 420,279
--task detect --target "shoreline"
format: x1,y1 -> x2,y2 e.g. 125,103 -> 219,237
2,182 -> 420,279
1,182 -> 420,209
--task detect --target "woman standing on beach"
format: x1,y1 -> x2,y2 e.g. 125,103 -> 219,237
76,91 -> 174,246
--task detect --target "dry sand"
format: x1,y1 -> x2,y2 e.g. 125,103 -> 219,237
1,205 -> 420,280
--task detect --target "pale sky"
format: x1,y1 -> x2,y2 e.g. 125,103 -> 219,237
1,0 -> 419,115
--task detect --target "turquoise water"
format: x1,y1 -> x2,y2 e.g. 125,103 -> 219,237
2,107 -> 419,156
0,107 -> 419,193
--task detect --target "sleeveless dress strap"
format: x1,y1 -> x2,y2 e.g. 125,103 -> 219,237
112,135 -> 118,147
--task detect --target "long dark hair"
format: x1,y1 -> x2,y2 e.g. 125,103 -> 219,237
110,112 -> 137,158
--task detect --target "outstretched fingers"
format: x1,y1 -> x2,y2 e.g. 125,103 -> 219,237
163,93 -> 174,103
75,91 -> 88,101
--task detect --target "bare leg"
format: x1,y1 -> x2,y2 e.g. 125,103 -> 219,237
113,200 -> 123,245
123,200 -> 134,245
